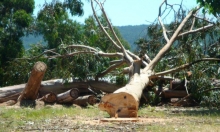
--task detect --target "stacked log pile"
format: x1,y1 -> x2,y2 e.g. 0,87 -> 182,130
0,62 -> 122,107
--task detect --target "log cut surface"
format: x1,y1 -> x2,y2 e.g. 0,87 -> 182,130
99,92 -> 138,117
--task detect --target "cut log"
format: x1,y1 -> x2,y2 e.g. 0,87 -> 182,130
39,80 -> 88,95
170,79 -> 186,90
18,61 -> 47,101
0,92 -> 20,103
162,90 -> 188,98
0,84 -> 25,103
0,100 -> 17,106
0,79 -> 121,103
88,81 -> 122,93
37,92 -> 57,103
73,95 -> 96,106
98,60 -> 150,117
57,88 -> 79,104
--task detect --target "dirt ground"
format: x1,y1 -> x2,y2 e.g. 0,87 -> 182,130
2,103 -> 219,132
14,105 -> 192,132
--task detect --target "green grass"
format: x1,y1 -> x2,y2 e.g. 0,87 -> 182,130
0,105 -> 220,131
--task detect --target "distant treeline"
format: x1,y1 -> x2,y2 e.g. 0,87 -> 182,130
22,24 -> 149,51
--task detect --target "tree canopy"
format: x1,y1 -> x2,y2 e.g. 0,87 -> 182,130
197,0 -> 220,16
0,0 -> 34,86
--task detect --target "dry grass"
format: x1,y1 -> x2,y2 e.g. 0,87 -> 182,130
0,104 -> 220,132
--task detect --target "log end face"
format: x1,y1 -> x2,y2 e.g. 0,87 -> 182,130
34,61 -> 47,72
98,92 -> 138,117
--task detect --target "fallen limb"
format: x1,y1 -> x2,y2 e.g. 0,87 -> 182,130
73,95 -> 96,106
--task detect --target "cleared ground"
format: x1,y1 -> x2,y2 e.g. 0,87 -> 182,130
0,104 -> 220,132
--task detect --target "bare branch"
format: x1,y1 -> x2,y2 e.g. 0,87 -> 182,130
144,54 -> 151,63
91,0 -> 133,64
151,58 -> 220,77
109,59 -> 124,65
193,14 -> 215,24
90,0 -> 120,50
178,24 -> 214,37
46,51 -> 123,59
158,17 -> 169,42
95,61 -> 126,80
158,0 -> 169,42
66,45 -> 98,51
145,9 -> 196,71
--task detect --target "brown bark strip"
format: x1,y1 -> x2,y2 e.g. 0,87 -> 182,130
162,90 -> 188,98
18,61 -> 47,101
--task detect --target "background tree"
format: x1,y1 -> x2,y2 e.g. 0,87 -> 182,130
0,0 -> 34,86
197,0 -> 220,16
2,0 -> 130,86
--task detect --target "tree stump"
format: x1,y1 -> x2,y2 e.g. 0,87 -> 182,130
18,61 -> 47,101
98,60 -> 148,118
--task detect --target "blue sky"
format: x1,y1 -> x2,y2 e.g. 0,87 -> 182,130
34,0 -> 198,26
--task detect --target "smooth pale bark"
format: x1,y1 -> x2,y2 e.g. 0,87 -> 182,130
98,60 -> 152,117
99,73 -> 150,117
0,100 -> 17,106
18,61 -> 47,101
57,88 -> 79,104
73,95 -> 96,106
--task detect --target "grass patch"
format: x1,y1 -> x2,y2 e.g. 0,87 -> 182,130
0,105 -> 220,131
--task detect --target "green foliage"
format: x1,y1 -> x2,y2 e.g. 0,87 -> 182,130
197,0 -> 220,16
116,74 -> 128,86
64,0 -> 84,16
201,91 -> 220,108
83,15 -> 130,52
0,0 -> 34,86
135,6 -> 220,106
36,1 -> 83,49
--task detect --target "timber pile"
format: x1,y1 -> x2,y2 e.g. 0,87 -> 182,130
0,61 -> 195,109
0,61 -> 117,107
162,79 -> 188,98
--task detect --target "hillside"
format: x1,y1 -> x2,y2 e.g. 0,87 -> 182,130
116,24 -> 148,51
22,35 -> 46,49
22,25 -> 149,51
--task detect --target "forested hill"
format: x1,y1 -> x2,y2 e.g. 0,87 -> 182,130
22,24 -> 149,51
116,24 -> 148,51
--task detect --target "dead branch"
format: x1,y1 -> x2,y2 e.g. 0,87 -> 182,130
152,58 -> 220,77
158,0 -> 169,42
178,24 -> 214,37
145,9 -> 197,71
91,0 -> 133,64
95,61 -> 126,80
